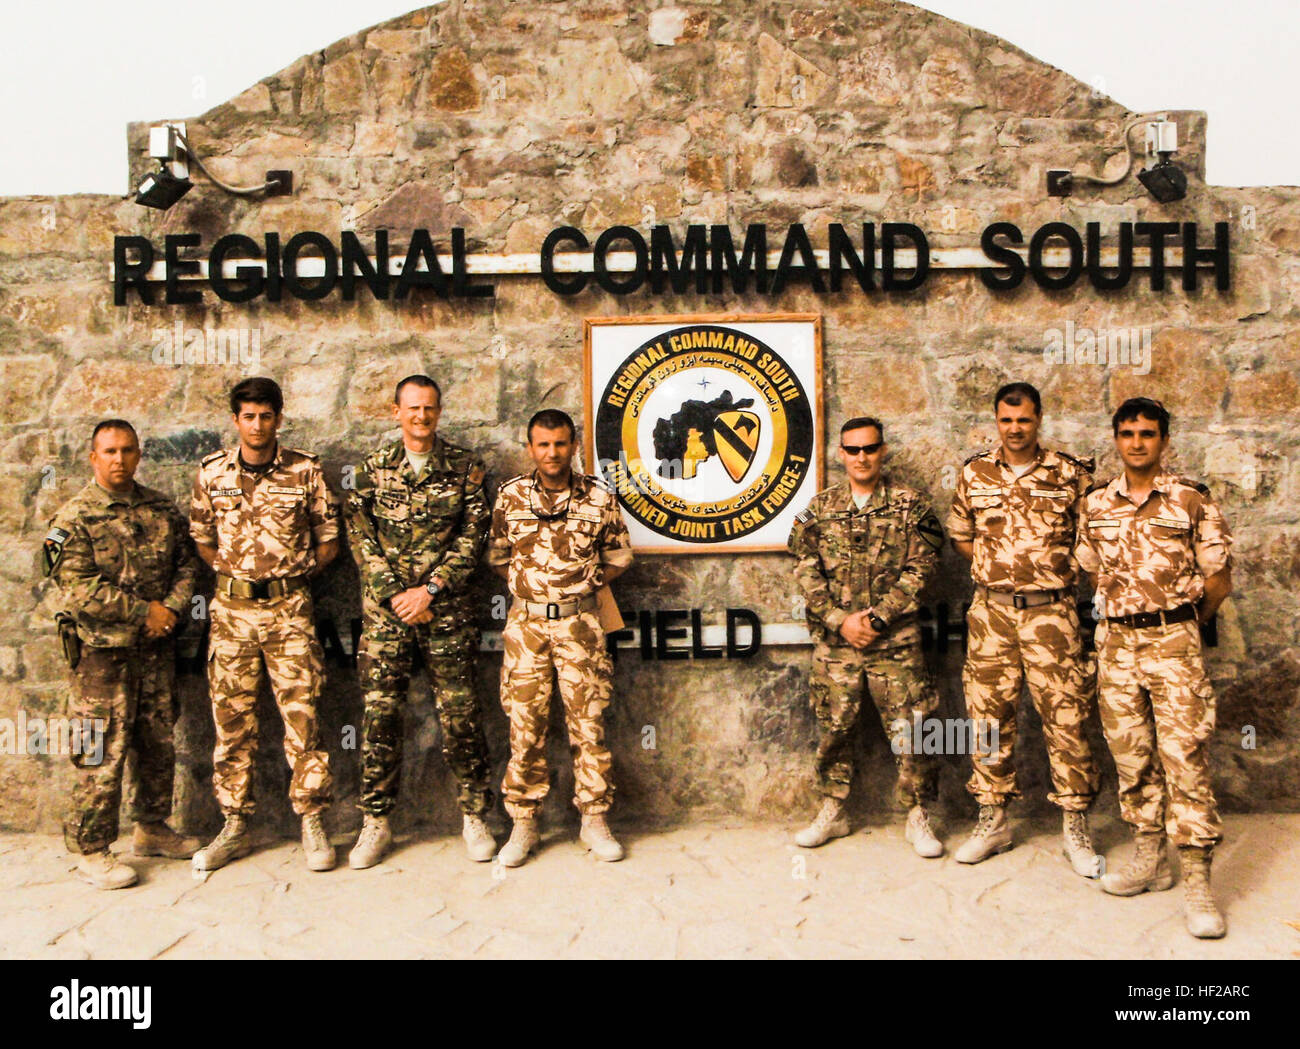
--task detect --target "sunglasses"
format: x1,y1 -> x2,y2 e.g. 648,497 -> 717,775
840,442 -> 884,456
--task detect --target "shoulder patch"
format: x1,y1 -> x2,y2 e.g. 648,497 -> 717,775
42,526 -> 71,577
794,507 -> 815,525
1057,451 -> 1096,474
467,463 -> 486,486
1176,477 -> 1211,496
915,510 -> 944,552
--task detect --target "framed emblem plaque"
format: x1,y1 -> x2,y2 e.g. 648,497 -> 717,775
584,313 -> 824,554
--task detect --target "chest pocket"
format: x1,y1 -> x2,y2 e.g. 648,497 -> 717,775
265,486 -> 307,532
83,517 -> 129,576
1086,518 -> 1125,566
374,492 -> 411,523
412,479 -> 463,522
969,489 -> 1006,532
815,514 -> 854,573
505,511 -> 540,545
1028,487 -> 1072,530
1142,515 -> 1193,544
565,510 -> 603,556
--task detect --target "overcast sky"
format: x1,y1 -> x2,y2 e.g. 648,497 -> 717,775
0,0 -> 1295,197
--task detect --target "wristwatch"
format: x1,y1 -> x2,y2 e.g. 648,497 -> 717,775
867,610 -> 887,633
425,579 -> 442,597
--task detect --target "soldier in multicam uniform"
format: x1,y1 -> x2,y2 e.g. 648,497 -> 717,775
487,409 -> 633,867
788,417 -> 946,856
344,375 -> 495,868
1077,397 -> 1233,939
946,382 -> 1101,876
189,377 -> 339,873
43,420 -> 201,889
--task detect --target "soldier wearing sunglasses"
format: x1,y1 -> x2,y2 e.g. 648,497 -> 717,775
788,417 -> 946,856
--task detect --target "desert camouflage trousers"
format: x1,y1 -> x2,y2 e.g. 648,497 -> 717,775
1097,619 -> 1222,848
962,593 -> 1098,810
207,590 -> 332,817
64,642 -> 177,854
500,606 -> 614,819
810,640 -> 940,807
356,594 -> 492,818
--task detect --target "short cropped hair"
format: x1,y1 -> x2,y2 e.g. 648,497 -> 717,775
90,419 -> 138,449
1112,397 -> 1170,438
394,374 -> 441,406
230,377 -> 283,416
840,416 -> 884,440
527,409 -> 577,443
994,382 -> 1042,416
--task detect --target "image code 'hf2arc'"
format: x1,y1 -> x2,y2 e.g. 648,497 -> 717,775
595,324 -> 815,544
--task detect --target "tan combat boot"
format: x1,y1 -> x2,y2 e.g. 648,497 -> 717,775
301,813 -> 336,872
348,814 -> 391,870
497,816 -> 539,868
132,821 -> 201,859
794,797 -> 850,848
580,813 -> 625,862
192,815 -> 252,872
1179,846 -> 1226,939
75,850 -> 138,890
1062,811 -> 1103,879
955,805 -> 1013,864
1100,832 -> 1174,896
905,805 -> 944,858
462,814 -> 496,862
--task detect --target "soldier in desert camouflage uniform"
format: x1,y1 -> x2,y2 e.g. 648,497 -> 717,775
788,417 -> 946,856
189,377 -> 339,873
946,382 -> 1101,876
344,374 -> 495,868
1077,397 -> 1233,939
487,409 -> 633,867
44,419 -> 201,889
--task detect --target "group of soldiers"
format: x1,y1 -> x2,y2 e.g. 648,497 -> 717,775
44,375 -> 629,893
788,383 -> 1232,939
43,375 -> 1232,941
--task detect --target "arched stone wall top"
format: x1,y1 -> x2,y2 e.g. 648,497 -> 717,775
126,1 -> 1213,246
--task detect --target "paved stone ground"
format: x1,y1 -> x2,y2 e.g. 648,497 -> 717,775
2,812 -> 1297,960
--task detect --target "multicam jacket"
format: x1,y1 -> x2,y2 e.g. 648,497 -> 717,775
487,472 -> 633,604
44,481 -> 199,647
1076,471 -> 1233,618
946,445 -> 1094,592
787,478 -> 944,646
344,436 -> 490,603
190,444 -> 339,581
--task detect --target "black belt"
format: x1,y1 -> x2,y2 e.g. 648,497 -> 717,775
1105,604 -> 1197,629
216,574 -> 308,600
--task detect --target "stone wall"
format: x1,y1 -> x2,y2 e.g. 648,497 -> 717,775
1,0 -> 1298,839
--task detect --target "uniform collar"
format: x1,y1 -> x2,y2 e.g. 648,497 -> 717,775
87,480 -> 140,507
530,470 -> 590,497
838,476 -> 888,512
1110,469 -> 1174,504
393,435 -> 450,480
233,442 -> 283,472
993,443 -> 1047,471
